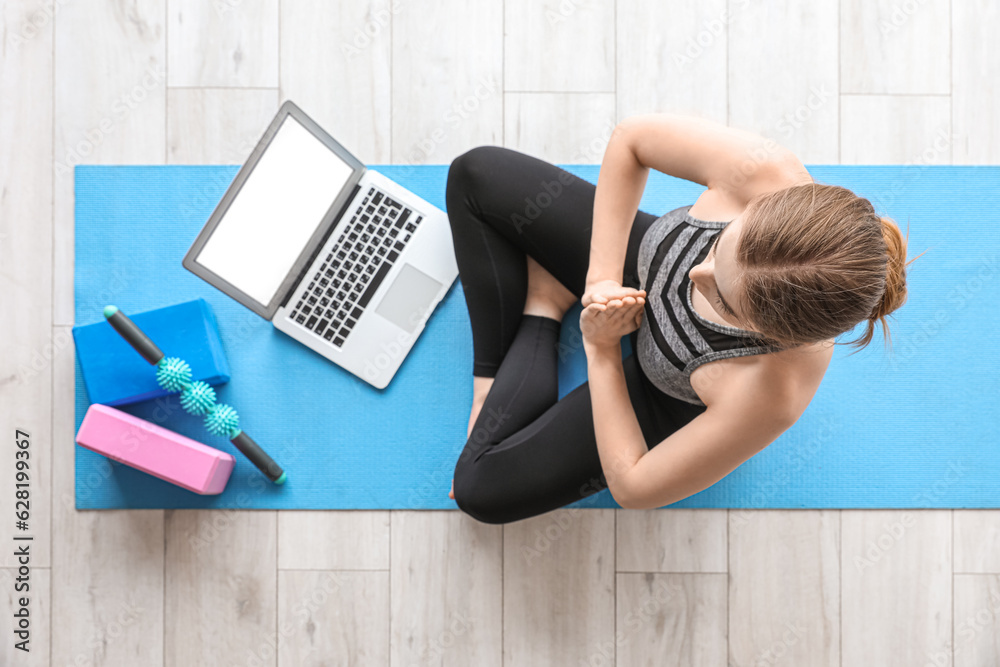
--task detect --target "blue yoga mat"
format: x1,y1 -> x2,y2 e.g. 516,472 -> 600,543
74,163 -> 1000,509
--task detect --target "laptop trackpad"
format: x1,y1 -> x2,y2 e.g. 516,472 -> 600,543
374,263 -> 443,333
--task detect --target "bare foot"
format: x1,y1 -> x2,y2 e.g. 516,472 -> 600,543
468,376 -> 495,438
453,376 -> 494,499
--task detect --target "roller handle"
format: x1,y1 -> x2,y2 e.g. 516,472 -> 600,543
103,305 -> 164,365
231,431 -> 287,485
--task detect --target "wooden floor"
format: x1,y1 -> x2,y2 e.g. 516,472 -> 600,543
2,0 -> 999,665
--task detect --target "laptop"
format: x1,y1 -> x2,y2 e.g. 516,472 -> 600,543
183,100 -> 458,389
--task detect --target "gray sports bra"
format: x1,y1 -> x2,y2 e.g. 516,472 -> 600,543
635,205 -> 782,406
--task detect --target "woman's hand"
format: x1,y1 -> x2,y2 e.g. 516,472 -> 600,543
582,279 -> 646,308
580,292 -> 646,351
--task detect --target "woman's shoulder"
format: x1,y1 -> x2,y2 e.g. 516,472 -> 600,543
691,160 -> 815,221
693,339 -> 833,422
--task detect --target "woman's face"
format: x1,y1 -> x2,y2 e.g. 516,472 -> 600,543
689,214 -> 753,330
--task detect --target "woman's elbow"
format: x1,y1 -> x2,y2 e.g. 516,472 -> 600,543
611,484 -> 643,510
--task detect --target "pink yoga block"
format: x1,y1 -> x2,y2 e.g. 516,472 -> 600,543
75,404 -> 235,495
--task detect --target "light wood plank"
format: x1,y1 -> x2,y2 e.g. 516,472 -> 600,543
954,511 -> 1000,573
1,567 -> 50,666
840,0 -> 950,94
504,0 -> 614,93
616,510 -> 727,573
729,510 -> 839,667
504,509 -> 615,666
52,5 -> 168,657
51,323 -> 166,667
165,510 -> 277,667
504,92 -> 616,163
278,570 -> 389,666
0,0 -> 53,570
391,0 -> 503,165
278,511 -> 390,570
841,510 -> 951,666
952,0 -> 1000,163
616,573 -> 727,667
728,0 -> 839,164
617,0 -> 728,123
954,574 -> 1000,667
167,88 -> 279,164
53,0 -> 167,326
51,511 -> 165,667
167,0 -> 279,88
391,512 -> 502,667
841,95 -> 951,164
280,0 -> 393,163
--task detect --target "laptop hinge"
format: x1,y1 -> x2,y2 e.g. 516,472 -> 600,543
280,182 -> 363,309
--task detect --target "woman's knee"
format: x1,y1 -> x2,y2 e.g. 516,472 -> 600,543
446,146 -> 509,208
452,463 -> 511,525
448,146 -> 504,186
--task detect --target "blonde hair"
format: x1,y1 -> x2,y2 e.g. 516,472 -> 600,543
734,182 -> 921,354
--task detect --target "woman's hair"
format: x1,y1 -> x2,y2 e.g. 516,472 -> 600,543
734,182 -> 921,354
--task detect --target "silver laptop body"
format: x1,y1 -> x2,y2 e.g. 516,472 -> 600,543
183,100 -> 459,389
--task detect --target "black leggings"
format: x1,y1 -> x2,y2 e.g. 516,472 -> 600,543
446,146 -> 707,524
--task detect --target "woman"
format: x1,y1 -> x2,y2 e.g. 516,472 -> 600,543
444,113 -> 913,525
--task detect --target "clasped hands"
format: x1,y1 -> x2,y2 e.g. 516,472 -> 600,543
580,279 -> 646,352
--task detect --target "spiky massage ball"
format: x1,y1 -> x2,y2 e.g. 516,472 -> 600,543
205,403 -> 240,438
156,357 -> 192,393
180,380 -> 216,416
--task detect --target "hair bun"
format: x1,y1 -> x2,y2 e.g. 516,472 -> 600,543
870,216 -> 909,321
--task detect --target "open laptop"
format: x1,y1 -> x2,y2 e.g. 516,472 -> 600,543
183,100 -> 458,389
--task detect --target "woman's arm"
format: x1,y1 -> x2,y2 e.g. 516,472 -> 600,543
586,113 -> 808,303
585,125 -> 650,294
581,299 -> 798,510
587,336 -> 797,510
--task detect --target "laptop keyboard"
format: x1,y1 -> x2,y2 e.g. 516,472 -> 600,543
288,186 -> 423,347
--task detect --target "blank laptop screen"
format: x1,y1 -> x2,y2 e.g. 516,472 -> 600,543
195,116 -> 355,307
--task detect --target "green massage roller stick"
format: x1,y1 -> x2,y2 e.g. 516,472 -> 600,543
103,305 -> 286,485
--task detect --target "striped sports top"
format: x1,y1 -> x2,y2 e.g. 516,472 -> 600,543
635,205 -> 783,406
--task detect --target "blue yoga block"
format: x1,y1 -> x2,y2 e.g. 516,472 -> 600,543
73,298 -> 230,407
